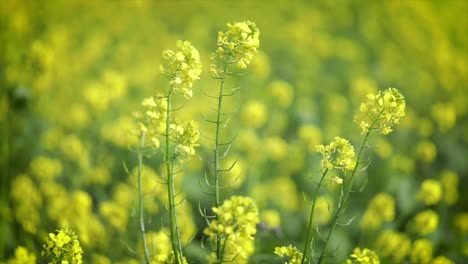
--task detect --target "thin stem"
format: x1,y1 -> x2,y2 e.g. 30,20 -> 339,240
137,130 -> 151,264
317,130 -> 371,264
213,62 -> 230,263
212,55 -> 231,263
165,90 -> 183,263
301,169 -> 329,264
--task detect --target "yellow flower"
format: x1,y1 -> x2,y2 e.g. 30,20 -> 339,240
361,193 -> 395,230
241,100 -> 267,129
160,40 -> 202,98
376,230 -> 411,262
269,80 -> 294,108
42,229 -> 83,264
411,210 -> 439,235
354,88 -> 405,135
274,245 -> 304,264
454,212 -> 468,235
417,179 -> 442,205
431,256 -> 455,264
316,136 -> 356,172
345,247 -> 380,264
204,196 -> 259,263
7,246 -> 36,264
440,170 -> 459,205
411,239 -> 433,264
211,20 -> 260,76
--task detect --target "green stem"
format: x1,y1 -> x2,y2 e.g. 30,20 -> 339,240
137,131 -> 151,264
213,63 -> 230,263
317,130 -> 371,263
165,90 -> 183,263
301,169 -> 328,264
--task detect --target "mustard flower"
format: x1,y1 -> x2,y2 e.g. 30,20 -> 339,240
417,179 -> 442,205
316,136 -> 356,172
269,80 -> 294,108
454,212 -> 468,235
440,170 -> 459,205
11,174 -> 42,234
42,229 -> 83,264
274,245 -> 304,264
241,100 -> 267,129
345,247 -> 380,264
354,87 -> 405,135
410,239 -> 433,264
298,125 -> 322,152
416,140 -> 437,163
361,193 -> 395,230
431,256 -> 455,264
205,196 -> 259,239
29,155 -> 63,181
260,209 -> 281,228
170,120 -> 200,163
211,20 -> 260,76
376,230 -> 411,262
411,210 -> 439,236
330,176 -> 344,186
160,40 -> 202,98
7,246 -> 36,264
134,93 -> 168,148
204,196 -> 259,263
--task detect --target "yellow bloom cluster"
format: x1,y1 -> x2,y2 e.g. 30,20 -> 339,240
316,136 -> 356,172
134,93 -> 167,148
360,193 -> 395,230
376,230 -> 411,262
210,20 -> 260,76
345,247 -> 380,264
170,120 -> 200,163
410,239 -> 433,264
160,40 -> 202,98
431,256 -> 455,264
6,246 -> 36,264
454,212 -> 468,235
440,170 -> 459,205
411,210 -> 439,235
204,196 -> 259,263
354,88 -> 406,135
10,174 -> 42,234
134,95 -> 200,164
417,179 -> 442,205
42,229 -> 83,264
274,245 -> 304,264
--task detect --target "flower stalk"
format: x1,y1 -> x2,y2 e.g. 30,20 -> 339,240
137,130 -> 151,264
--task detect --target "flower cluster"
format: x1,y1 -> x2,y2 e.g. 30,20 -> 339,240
410,239 -> 433,264
210,20 -> 260,76
41,229 -> 83,264
170,120 -> 200,163
417,179 -> 442,205
354,88 -> 406,135
316,136 -> 356,172
204,196 -> 259,262
160,40 -> 202,98
133,93 -> 168,149
360,193 -> 395,230
6,246 -> 36,264
411,209 -> 439,235
376,230 -> 411,262
345,247 -> 380,264
274,245 -> 304,264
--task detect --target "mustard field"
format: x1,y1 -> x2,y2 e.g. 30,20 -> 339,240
0,1 -> 467,263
